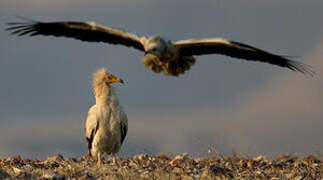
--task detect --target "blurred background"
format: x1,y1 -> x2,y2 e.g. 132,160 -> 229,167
1,0 -> 322,159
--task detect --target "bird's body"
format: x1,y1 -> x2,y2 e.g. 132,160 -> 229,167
6,20 -> 314,76
85,68 -> 127,165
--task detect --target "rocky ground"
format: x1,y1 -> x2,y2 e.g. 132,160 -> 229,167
0,153 -> 322,179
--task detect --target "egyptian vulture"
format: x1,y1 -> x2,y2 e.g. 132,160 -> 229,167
6,19 -> 314,76
85,68 -> 127,165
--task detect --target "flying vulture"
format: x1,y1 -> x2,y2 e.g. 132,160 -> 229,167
6,19 -> 314,76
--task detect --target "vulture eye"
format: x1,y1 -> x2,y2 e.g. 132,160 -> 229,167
107,76 -> 112,80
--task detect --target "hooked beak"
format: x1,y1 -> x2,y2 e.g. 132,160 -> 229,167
110,76 -> 124,84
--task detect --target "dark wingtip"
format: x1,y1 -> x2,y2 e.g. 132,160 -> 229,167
286,60 -> 315,77
6,23 -> 37,37
6,16 -> 40,36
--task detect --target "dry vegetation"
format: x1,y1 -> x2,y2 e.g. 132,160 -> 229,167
0,153 -> 322,179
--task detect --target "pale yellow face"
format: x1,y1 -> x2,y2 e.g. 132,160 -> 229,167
104,73 -> 124,84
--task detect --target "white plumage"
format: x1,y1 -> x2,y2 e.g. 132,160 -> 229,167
85,68 -> 127,165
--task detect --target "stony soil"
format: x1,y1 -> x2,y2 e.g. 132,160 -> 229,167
0,153 -> 322,179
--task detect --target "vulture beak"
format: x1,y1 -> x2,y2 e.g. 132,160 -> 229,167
110,75 -> 124,84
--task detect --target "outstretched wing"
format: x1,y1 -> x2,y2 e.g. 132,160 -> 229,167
174,38 -> 314,75
6,20 -> 146,51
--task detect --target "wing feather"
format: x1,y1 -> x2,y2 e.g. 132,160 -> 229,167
85,106 -> 99,154
119,111 -> 128,144
175,38 -> 314,76
6,20 -> 146,51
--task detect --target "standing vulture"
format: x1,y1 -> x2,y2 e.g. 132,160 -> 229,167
85,68 -> 127,166
6,19 -> 314,76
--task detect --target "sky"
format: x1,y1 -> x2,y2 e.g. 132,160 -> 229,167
1,0 -> 322,159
